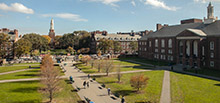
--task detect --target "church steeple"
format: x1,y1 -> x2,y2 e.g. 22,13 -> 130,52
50,18 -> 54,30
207,2 -> 214,19
48,18 -> 55,42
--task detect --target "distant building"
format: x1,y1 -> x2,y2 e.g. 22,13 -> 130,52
90,30 -> 142,54
138,2 -> 220,70
48,18 -> 55,42
0,28 -> 19,59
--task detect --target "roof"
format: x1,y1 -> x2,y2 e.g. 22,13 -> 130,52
95,34 -> 141,41
186,29 -> 207,36
140,20 -> 220,40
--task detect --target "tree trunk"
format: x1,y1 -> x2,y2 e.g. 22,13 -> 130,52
49,91 -> 53,103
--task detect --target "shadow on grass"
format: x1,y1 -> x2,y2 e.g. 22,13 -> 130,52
16,74 -> 40,77
113,89 -> 135,96
11,81 -> 39,84
11,87 -> 38,93
11,99 -> 40,103
27,69 -> 40,72
214,84 -> 220,86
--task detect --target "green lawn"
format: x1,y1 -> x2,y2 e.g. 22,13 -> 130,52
95,70 -> 164,103
0,81 -> 42,103
78,59 -> 153,74
0,69 -> 40,80
185,68 -> 220,78
13,63 -> 40,66
0,65 -> 40,73
171,72 -> 220,103
0,79 -> 81,103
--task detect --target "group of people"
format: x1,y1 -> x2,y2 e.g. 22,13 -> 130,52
83,81 -> 90,88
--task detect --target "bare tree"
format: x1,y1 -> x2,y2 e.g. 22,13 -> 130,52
40,54 -> 61,103
116,63 -> 122,83
94,59 -> 103,72
103,59 -> 114,76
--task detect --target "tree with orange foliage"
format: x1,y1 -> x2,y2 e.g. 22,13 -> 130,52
130,74 -> 149,92
40,54 -> 60,103
81,55 -> 91,66
42,35 -> 51,44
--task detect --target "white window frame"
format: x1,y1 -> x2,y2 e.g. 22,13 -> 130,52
210,61 -> 214,67
161,39 -> 165,48
155,39 -> 158,47
168,39 -> 172,48
210,41 -> 214,50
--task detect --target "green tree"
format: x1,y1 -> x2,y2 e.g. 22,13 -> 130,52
58,33 -> 75,49
54,35 -> 62,49
129,41 -> 138,54
14,39 -> 32,58
0,33 -> 10,59
113,41 -> 122,54
97,38 -> 113,54
22,33 -> 49,53
73,31 -> 91,50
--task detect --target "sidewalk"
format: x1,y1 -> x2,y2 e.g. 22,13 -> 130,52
160,70 -> 170,103
63,62 -> 121,103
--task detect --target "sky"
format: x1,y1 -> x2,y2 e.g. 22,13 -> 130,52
0,0 -> 220,35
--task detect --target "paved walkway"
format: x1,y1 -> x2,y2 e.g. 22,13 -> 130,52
63,62 -> 121,103
160,70 -> 171,103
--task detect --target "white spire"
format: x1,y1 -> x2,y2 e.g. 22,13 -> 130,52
207,2 -> 214,19
50,18 -> 54,30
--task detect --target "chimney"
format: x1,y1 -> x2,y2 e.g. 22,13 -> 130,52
164,24 -> 169,27
156,24 -> 163,31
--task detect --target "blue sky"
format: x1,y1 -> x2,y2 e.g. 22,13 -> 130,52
0,0 -> 220,35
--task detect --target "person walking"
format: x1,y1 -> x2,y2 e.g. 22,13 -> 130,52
121,96 -> 125,103
87,81 -> 90,88
88,74 -> 90,79
83,81 -> 86,89
69,76 -> 73,82
107,88 -> 111,95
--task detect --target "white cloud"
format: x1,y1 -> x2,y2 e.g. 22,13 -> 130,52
194,0 -> 220,3
144,0 -> 177,11
86,0 -> 121,7
131,0 -> 136,6
42,13 -> 88,22
0,3 -> 34,14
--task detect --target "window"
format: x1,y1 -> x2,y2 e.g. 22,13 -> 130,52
193,41 -> 198,57
139,42 -> 141,45
210,61 -> 214,67
161,49 -> 165,53
144,48 -> 147,51
161,39 -> 165,48
210,52 -> 214,58
168,49 -> 172,54
155,49 -> 158,52
202,46 -> 205,56
210,41 -> 214,50
149,41 -> 151,47
155,39 -> 158,47
168,39 -> 172,48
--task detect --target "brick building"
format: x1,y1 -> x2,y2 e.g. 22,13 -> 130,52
90,30 -> 142,54
0,28 -> 19,59
138,2 -> 220,70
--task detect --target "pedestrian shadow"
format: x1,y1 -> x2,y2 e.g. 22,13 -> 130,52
15,74 -> 40,77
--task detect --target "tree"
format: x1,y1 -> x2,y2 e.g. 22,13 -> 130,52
40,54 -> 61,103
103,59 -> 114,76
81,55 -> 91,66
97,38 -> 113,54
116,63 -> 122,83
54,35 -> 62,49
66,46 -> 75,54
130,74 -> 149,92
14,39 -> 32,58
42,35 -> 51,44
113,41 -> 122,54
73,31 -> 91,50
58,33 -> 75,49
0,33 -> 10,59
94,59 -> 103,72
22,33 -> 49,53
129,41 -> 138,54
80,48 -> 90,54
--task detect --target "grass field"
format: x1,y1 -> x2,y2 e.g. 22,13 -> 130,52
0,79 -> 81,103
0,65 -> 40,73
171,72 -> 220,103
77,59 -> 153,74
0,69 -> 40,80
12,63 -> 40,66
185,68 -> 220,78
95,70 -> 164,103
